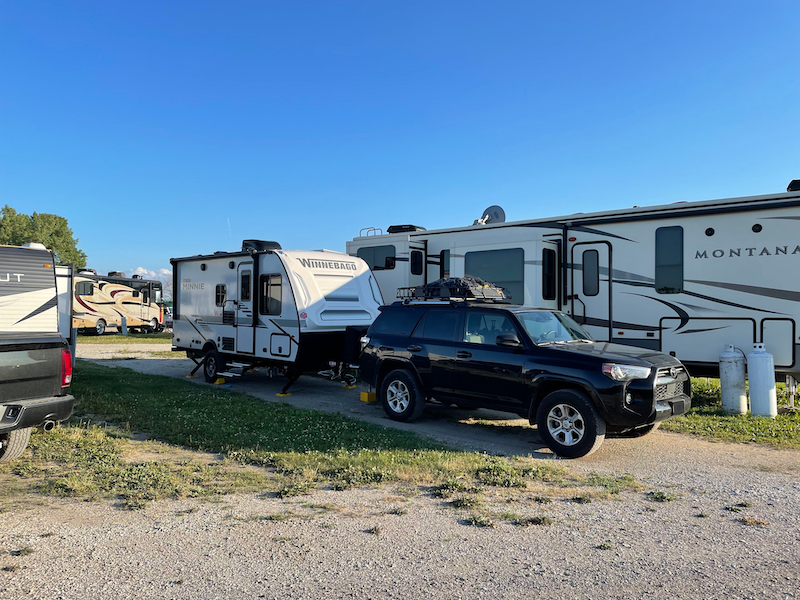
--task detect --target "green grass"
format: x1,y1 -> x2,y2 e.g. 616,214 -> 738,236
660,378 -> 800,449
77,332 -> 173,344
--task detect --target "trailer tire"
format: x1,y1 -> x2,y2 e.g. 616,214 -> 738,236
379,369 -> 426,422
95,319 -> 106,336
203,349 -> 225,383
536,389 -> 606,458
0,428 -> 33,463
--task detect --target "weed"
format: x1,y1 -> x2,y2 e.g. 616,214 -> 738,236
464,514 -> 495,528
647,491 -> 679,503
11,546 -> 34,557
597,542 -> 614,550
276,481 -> 315,498
530,495 -> 553,504
571,495 -> 592,504
386,507 -> 408,516
476,460 -> 527,488
587,473 -> 640,494
2,565 -> 20,572
450,496 -> 482,509
512,516 -> 554,527
739,516 -> 768,527
364,525 -> 381,535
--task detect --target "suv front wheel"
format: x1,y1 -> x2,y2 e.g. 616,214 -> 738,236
379,369 -> 426,422
535,389 -> 606,458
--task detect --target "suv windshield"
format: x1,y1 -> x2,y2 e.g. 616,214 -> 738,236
516,311 -> 592,345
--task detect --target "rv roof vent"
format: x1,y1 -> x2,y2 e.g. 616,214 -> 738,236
78,268 -> 97,275
242,239 -> 282,252
131,275 -> 143,280
108,271 -> 126,278
386,225 -> 426,233
788,179 -> 800,192
473,205 -> 506,226
21,242 -> 47,250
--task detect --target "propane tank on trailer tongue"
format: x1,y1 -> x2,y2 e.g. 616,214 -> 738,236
747,344 -> 778,418
719,345 -> 747,415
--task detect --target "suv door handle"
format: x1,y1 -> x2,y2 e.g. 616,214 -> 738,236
407,345 -> 422,352
456,351 -> 472,358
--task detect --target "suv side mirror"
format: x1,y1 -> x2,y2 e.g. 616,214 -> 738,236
496,333 -> 522,348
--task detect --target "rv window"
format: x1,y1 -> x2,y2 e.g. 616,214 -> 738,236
215,284 -> 227,307
439,250 -> 450,279
414,309 -> 460,342
655,226 -> 684,294
357,245 -> 396,271
259,274 -> 282,315
240,271 -> 251,302
542,248 -> 557,301
76,282 -> 93,296
410,251 -> 424,276
582,250 -> 599,297
464,248 -> 524,303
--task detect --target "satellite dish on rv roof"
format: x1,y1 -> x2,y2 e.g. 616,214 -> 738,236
473,205 -> 506,226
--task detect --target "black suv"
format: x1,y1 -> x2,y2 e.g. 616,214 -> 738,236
360,295 -> 691,458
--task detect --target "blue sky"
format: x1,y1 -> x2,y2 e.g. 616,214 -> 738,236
2,1 -> 798,290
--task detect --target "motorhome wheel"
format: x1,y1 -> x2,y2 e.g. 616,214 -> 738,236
149,318 -> 158,333
95,319 -> 106,336
204,349 -> 225,383
0,428 -> 33,463
536,389 -> 606,458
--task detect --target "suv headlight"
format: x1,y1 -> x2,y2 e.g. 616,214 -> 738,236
602,363 -> 651,382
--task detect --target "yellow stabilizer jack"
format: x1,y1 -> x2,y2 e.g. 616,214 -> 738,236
186,375 -> 198,379
276,392 -> 292,397
360,392 -> 376,403
213,378 -> 226,385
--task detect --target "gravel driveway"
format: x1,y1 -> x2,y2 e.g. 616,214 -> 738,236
1,346 -> 798,599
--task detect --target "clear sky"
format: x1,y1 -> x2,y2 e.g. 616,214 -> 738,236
2,1 -> 798,290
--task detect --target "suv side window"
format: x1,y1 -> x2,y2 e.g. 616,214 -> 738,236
463,311 -> 516,345
372,307 -> 423,337
414,309 -> 460,341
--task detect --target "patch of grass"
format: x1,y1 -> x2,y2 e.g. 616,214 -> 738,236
571,495 -> 592,504
597,542 -> 614,550
463,514 -> 495,528
530,495 -> 553,504
276,481 -> 315,498
647,491 -> 679,503
385,506 -> 408,516
450,496 -> 482,509
11,546 -> 34,557
77,332 -> 173,344
512,515 -> 554,527
364,525 -> 381,535
586,473 -> 641,494
433,478 -> 471,498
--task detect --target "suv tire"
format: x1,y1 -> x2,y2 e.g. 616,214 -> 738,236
0,427 -> 33,463
536,389 -> 606,458
379,369 -> 426,422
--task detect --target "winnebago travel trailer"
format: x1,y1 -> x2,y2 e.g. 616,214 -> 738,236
170,241 -> 383,389
73,270 -> 164,335
347,183 -> 800,383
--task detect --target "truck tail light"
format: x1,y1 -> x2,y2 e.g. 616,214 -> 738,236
61,348 -> 73,386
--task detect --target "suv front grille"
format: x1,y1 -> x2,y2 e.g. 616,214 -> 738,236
654,367 -> 689,401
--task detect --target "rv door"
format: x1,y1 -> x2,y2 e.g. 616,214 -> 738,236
571,242 -> 612,342
408,240 -> 426,289
236,263 -> 255,354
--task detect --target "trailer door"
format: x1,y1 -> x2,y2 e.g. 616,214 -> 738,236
236,262 -> 255,354
408,240 -> 426,289
571,242 -> 612,342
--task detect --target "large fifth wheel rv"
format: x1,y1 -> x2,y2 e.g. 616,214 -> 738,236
171,240 -> 383,388
73,270 -> 164,334
347,183 -> 800,384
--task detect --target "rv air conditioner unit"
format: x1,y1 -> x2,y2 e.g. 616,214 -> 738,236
108,271 -> 126,278
788,179 -> 800,192
386,225 -> 426,233
242,239 -> 282,252
78,268 -> 97,275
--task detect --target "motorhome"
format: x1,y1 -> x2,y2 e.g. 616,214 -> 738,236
170,240 -> 383,389
73,270 -> 164,334
347,183 -> 800,385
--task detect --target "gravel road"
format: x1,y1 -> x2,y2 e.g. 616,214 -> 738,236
1,346 -> 798,600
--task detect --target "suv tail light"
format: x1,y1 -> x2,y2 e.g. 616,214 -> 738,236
61,348 -> 73,387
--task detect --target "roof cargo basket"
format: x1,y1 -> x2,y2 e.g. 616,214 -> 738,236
242,239 -> 282,252
397,276 -> 510,301
387,224 -> 426,233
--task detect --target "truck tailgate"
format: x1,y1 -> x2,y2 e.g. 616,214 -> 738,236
0,333 -> 65,402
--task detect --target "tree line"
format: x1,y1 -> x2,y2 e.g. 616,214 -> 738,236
0,205 -> 87,267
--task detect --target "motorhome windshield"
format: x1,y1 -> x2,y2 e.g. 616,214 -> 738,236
517,311 -> 592,345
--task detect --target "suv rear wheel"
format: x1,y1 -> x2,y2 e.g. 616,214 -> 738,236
0,428 -> 33,463
536,389 -> 606,458
379,369 -> 426,422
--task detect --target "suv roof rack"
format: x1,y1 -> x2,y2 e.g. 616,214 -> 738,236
397,276 -> 510,301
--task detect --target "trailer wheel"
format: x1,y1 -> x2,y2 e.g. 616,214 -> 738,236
95,319 -> 106,336
0,428 -> 33,463
203,349 -> 225,383
379,369 -> 426,422
536,389 -> 606,458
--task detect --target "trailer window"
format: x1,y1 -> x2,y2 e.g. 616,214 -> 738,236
76,282 -> 93,296
542,248 -> 557,301
215,284 -> 226,307
582,250 -> 599,297
357,245 -> 396,271
465,248 -> 524,303
260,274 -> 282,315
240,271 -> 251,302
410,250 -> 424,276
655,226 -> 684,294
439,250 -> 450,279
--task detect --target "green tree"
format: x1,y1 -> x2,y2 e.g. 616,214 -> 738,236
0,205 -> 87,267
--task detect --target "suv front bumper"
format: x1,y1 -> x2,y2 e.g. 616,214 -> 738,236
0,395 -> 75,433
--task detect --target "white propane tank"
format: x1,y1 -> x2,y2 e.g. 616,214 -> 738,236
747,344 -> 777,418
719,345 -> 747,415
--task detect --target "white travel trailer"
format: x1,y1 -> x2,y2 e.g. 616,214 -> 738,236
171,240 -> 383,390
347,183 -> 800,383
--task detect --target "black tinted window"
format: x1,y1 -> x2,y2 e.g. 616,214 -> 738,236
416,309 -> 459,341
357,245 -> 396,271
372,307 -> 422,336
542,248 -> 557,301
583,249 -> 599,297
655,226 -> 683,294
411,250 -> 423,276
